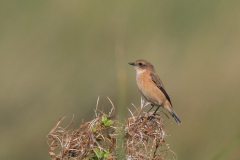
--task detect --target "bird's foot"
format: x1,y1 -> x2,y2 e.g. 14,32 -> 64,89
148,113 -> 160,120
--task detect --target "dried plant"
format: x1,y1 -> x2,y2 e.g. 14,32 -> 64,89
46,97 -> 177,160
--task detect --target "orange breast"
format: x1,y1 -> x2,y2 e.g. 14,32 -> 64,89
136,73 -> 166,106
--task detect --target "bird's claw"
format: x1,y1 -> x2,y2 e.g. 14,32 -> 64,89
148,113 -> 159,120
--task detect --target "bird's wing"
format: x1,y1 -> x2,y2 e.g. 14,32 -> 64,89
150,73 -> 172,106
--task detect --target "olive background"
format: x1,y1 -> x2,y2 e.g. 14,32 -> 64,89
1,1 -> 240,160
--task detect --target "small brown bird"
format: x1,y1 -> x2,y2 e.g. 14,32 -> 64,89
129,59 -> 182,125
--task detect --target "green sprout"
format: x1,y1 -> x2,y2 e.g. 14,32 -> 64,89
101,115 -> 114,126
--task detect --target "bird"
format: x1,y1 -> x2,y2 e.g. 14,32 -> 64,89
128,59 -> 182,125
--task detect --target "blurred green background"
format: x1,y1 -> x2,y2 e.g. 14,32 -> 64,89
1,1 -> 240,160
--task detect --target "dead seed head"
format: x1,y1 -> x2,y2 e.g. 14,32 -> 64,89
46,97 -> 176,160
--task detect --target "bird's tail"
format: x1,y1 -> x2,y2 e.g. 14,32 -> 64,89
171,110 -> 182,125
165,105 -> 182,125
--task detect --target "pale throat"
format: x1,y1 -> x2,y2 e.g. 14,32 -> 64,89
134,67 -> 146,75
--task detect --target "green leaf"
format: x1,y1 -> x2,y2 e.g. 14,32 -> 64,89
93,148 -> 101,157
92,125 -> 97,132
91,156 -> 98,160
101,115 -> 107,123
103,149 -> 110,158
104,120 -> 114,126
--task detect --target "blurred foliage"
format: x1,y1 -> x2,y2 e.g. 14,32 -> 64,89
1,0 -> 240,160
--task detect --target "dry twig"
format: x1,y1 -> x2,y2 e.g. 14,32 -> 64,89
46,98 -> 176,160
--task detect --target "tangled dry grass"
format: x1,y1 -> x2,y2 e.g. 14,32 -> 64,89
46,97 -> 177,160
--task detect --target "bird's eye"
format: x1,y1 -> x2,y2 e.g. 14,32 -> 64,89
139,63 -> 143,66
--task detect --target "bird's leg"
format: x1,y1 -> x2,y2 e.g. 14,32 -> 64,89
149,105 -> 161,120
153,105 -> 161,115
147,104 -> 154,113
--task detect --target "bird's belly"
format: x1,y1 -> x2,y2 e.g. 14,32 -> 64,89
140,88 -> 163,106
137,75 -> 165,106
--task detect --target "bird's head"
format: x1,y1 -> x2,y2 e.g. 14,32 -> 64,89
128,59 -> 154,74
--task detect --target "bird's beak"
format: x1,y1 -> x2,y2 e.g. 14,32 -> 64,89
128,62 -> 135,66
